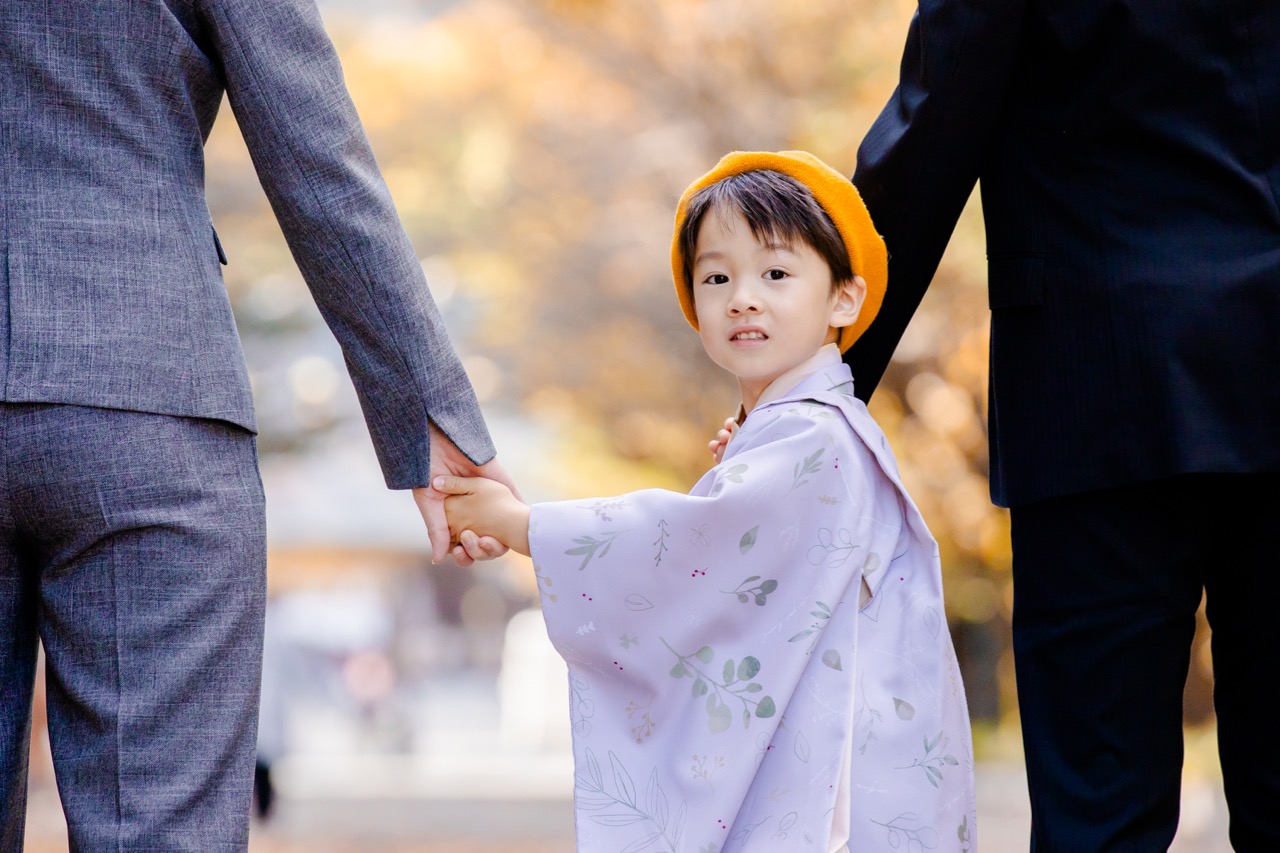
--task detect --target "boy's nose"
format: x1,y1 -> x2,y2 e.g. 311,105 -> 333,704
727,288 -> 761,315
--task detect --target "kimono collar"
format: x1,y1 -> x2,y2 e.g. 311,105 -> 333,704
736,343 -> 844,422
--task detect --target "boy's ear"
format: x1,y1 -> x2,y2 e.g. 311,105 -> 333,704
829,275 -> 867,329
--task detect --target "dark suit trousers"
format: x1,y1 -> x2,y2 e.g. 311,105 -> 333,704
0,404 -> 266,851
1010,474 -> 1280,853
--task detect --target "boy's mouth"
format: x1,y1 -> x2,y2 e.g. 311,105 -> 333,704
730,328 -> 767,342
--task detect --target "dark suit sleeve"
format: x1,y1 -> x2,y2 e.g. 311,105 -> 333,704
197,0 -> 494,489
848,0 -> 1027,401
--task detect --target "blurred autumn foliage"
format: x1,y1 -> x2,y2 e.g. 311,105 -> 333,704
205,0 -> 1031,727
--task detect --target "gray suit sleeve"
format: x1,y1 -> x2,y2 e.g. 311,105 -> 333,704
198,0 -> 494,488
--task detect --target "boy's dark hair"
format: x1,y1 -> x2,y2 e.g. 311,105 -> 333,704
677,169 -> 853,291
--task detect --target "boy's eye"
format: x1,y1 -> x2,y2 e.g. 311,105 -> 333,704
766,269 -> 788,281
702,273 -> 729,285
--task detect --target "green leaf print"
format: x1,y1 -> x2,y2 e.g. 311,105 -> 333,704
576,748 -> 685,850
710,463 -> 748,496
787,600 -> 831,644
585,749 -> 603,790
872,813 -> 940,850
611,752 -> 637,807
788,448 -> 825,493
646,768 -> 669,832
794,731 -> 810,763
897,731 -> 959,789
662,638 -> 775,734
565,531 -> 623,571
739,525 -> 759,555
721,575 -> 778,606
592,813 -> 648,827
807,527 -> 857,567
707,698 -> 732,734
653,519 -> 670,566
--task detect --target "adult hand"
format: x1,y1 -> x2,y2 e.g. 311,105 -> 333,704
413,421 -> 520,565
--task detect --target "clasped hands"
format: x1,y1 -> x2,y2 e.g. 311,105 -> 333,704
423,417 -> 737,565
434,475 -> 531,559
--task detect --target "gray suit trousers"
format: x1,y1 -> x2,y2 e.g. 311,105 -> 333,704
0,404 -> 266,851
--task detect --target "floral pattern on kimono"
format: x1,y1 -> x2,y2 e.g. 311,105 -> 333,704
529,363 -> 976,853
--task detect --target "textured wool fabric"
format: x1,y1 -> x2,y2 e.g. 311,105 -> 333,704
1,1 -> 499,845
670,151 -> 889,352
0,404 -> 266,851
0,0 -> 494,489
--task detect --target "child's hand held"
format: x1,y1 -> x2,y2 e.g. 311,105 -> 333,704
436,475 -> 532,557
708,417 -> 738,464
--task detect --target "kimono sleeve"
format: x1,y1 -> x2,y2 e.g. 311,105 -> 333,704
527,404 -> 871,703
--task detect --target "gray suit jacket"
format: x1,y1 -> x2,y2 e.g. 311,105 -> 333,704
0,0 -> 493,488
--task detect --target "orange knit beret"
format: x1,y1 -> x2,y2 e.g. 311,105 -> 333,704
670,150 -> 887,352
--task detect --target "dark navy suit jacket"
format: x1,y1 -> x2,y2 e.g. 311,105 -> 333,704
0,0 -> 493,488
850,0 -> 1280,507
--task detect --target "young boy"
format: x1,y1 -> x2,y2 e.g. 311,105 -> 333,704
438,151 -> 976,852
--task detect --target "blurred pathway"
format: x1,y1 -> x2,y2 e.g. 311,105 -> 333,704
22,669 -> 1232,852
23,757 -> 1232,852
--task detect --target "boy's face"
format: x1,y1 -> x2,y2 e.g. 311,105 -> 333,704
692,208 -> 864,408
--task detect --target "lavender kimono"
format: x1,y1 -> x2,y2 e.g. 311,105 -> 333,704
529,362 -> 976,853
